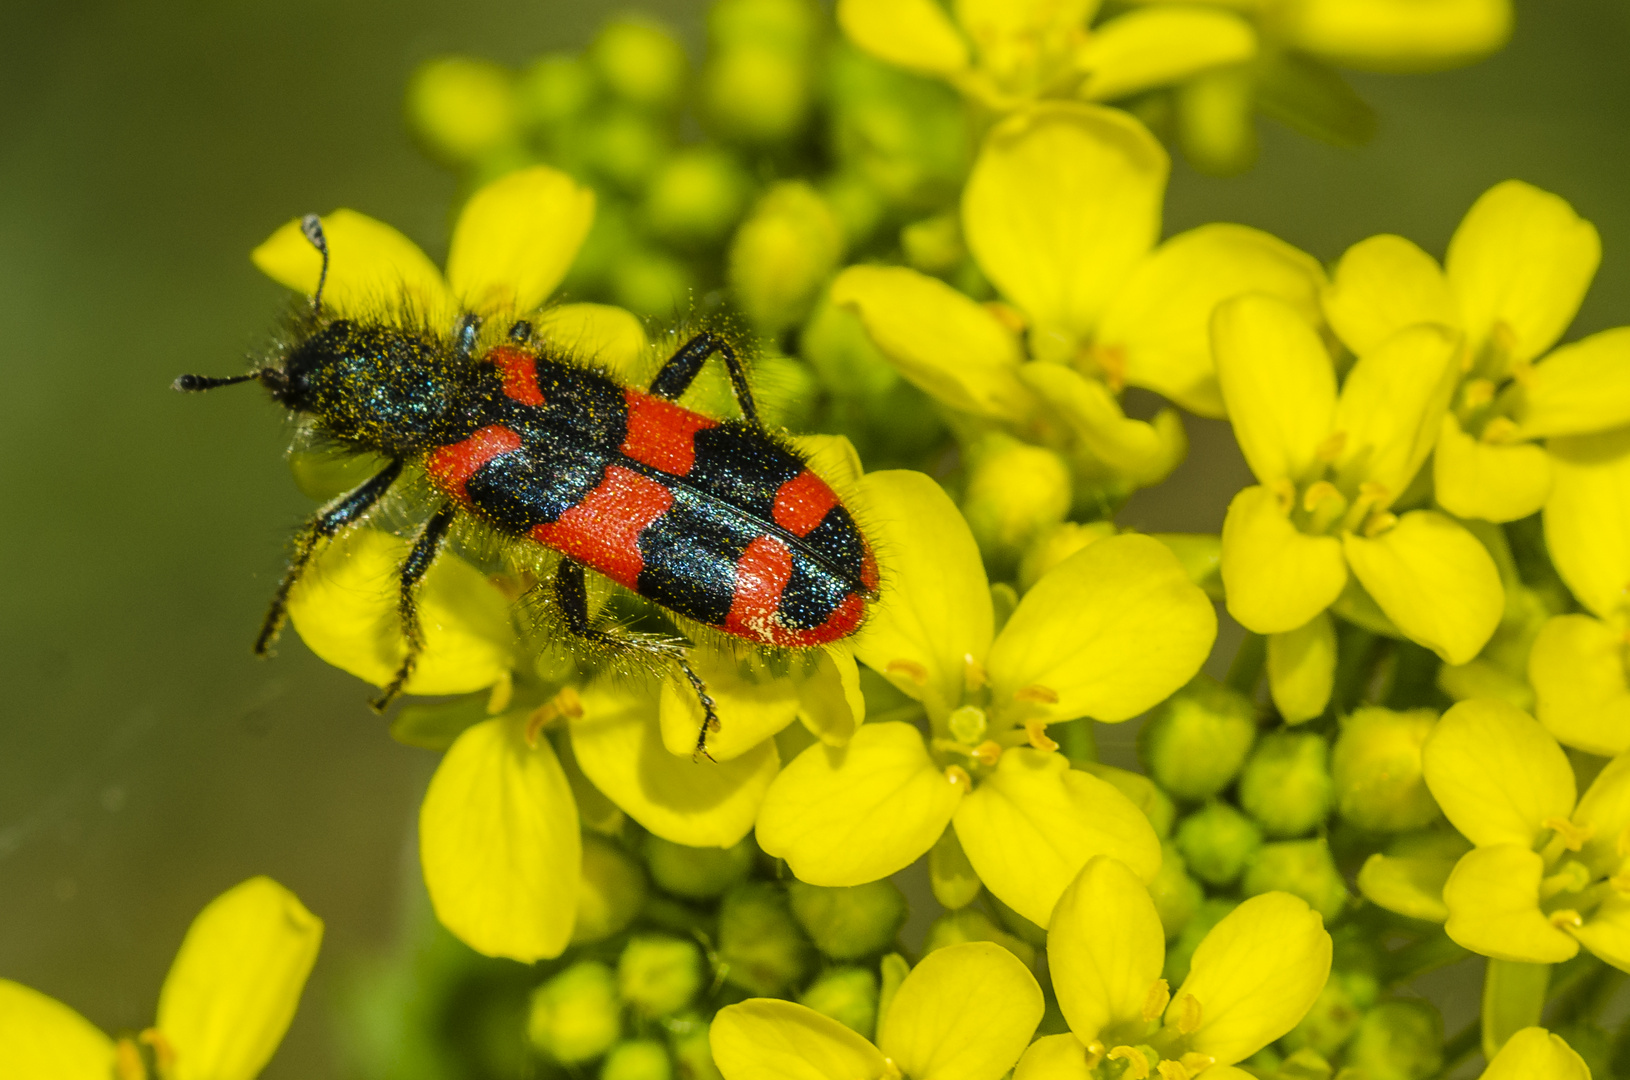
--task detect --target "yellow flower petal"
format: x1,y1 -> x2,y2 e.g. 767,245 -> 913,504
1284,0 -> 1511,72
1433,413 -> 1553,522
570,682 -> 778,846
1220,486 -> 1348,634
1355,853 -> 1451,922
877,942 -> 1044,1080
1530,614 -> 1630,757
1545,427 -> 1630,620
446,165 -> 595,313
850,471 -> 993,712
954,749 -> 1162,926
836,0 -> 970,77
156,878 -> 323,1080
790,434 -> 866,493
1342,510 -> 1503,664
285,528 -> 513,696
251,209 -> 450,318
1013,1034 -> 1098,1080
1570,894 -> 1630,972
1100,224 -> 1325,419
660,653 -> 803,761
757,722 -> 964,885
1020,364 -> 1184,484
1332,324 -> 1461,500
1572,754 -> 1630,874
1421,699 -> 1574,847
711,999 -> 888,1080
1516,327 -> 1630,439
534,303 -> 649,380
963,103 -> 1166,337
1482,1027 -> 1592,1080
1047,856 -> 1165,1043
419,716 -> 580,961
1446,180 -> 1600,370
1212,294 -> 1337,484
1172,892 -> 1332,1065
830,265 -> 1033,420
1441,845 -> 1579,963
1322,233 -> 1458,357
0,980 -> 114,1080
989,533 -> 1216,723
796,647 -> 866,746
1078,8 -> 1256,103
1267,611 -> 1336,724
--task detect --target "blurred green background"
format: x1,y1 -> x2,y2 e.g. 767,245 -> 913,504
1,0 -> 1627,1076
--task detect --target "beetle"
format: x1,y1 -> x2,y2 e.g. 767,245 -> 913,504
177,215 -> 879,755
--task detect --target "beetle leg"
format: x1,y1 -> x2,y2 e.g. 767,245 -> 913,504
552,558 -> 722,761
255,458 -> 403,657
372,504 -> 458,713
646,331 -> 761,428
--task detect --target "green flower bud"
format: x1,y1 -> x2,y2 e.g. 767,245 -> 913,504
643,835 -> 754,900
575,836 -> 647,944
820,172 -> 887,249
666,1015 -> 723,1080
1242,839 -> 1350,921
591,18 -> 688,111
900,214 -> 964,276
1175,65 -> 1258,177
528,961 -> 621,1063
1343,1000 -> 1443,1080
612,248 -> 696,318
749,353 -> 820,432
1174,800 -> 1262,886
1276,1047 -> 1335,1080
800,294 -> 898,399
601,1040 -> 674,1080
787,879 -> 907,959
585,107 -> 671,192
923,908 -> 1035,969
728,182 -> 843,333
1148,842 -> 1203,940
1280,976 -> 1364,1060
717,882 -> 814,995
564,200 -> 636,295
1163,898 -> 1235,985
928,828 -> 982,910
1331,707 -> 1438,832
1238,730 -> 1333,837
619,935 -> 704,1018
406,57 -> 518,165
1018,522 -> 1116,592
518,54 -> 596,131
962,435 -> 1072,569
644,148 -> 752,247
704,46 -> 812,143
826,45 -> 970,209
709,0 -> 821,52
799,966 -> 879,1037
1138,675 -> 1257,801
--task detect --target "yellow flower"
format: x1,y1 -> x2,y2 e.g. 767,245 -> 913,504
1018,855 -> 1331,1079
1214,292 -> 1504,693
1481,1027 -> 1592,1080
0,877 -> 321,1080
1422,698 -> 1630,969
710,941 -> 1043,1080
755,470 -> 1215,926
1323,180 -> 1623,524
1529,426 -> 1630,755
832,103 -> 1324,491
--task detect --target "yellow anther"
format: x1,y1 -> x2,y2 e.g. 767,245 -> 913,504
964,654 -> 989,692
1084,1040 -> 1107,1068
945,764 -> 973,789
1142,977 -> 1171,1021
138,1028 -> 175,1071
1179,1053 -> 1217,1074
972,740 -> 1004,766
1025,719 -> 1059,753
1358,480 -> 1391,506
1301,480 -> 1342,513
1316,430 -> 1347,463
1550,908 -> 1585,930
1492,319 -> 1521,360
1362,511 -> 1399,538
1482,416 -> 1521,444
882,1057 -> 904,1080
1543,816 -> 1593,852
888,659 -> 929,685
1015,684 -> 1059,704
486,670 -> 514,715
984,300 -> 1028,335
115,1039 -> 147,1080
1157,1062 -> 1190,1080
526,687 -> 584,747
1176,993 -> 1202,1034
1460,378 -> 1497,411
1090,343 -> 1128,392
1270,477 -> 1297,513
1108,1046 -> 1151,1079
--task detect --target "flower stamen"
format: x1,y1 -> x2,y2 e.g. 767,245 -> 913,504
1025,719 -> 1058,753
1175,993 -> 1202,1034
1141,977 -> 1171,1021
887,659 -> 929,686
1543,816 -> 1594,852
1108,1045 -> 1150,1079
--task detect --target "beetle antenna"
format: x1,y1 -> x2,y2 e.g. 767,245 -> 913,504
172,372 -> 260,392
300,213 -> 330,314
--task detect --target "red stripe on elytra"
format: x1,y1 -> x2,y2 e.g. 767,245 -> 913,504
425,424 -> 524,501
620,389 -> 716,476
531,464 -> 673,589
771,470 -> 840,538
488,346 -> 546,406
723,537 -> 869,647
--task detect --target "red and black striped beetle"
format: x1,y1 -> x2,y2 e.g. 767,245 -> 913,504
176,216 -> 879,755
